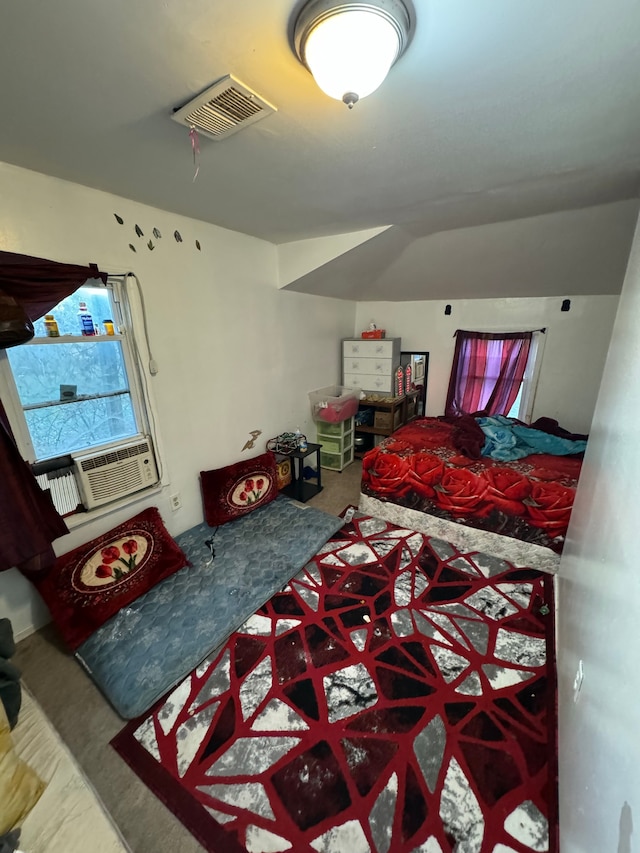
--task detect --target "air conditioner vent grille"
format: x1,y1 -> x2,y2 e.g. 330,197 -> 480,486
79,441 -> 150,471
85,461 -> 146,501
171,75 -> 276,141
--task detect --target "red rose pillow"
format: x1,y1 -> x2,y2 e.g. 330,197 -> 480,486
29,507 -> 188,650
200,451 -> 278,527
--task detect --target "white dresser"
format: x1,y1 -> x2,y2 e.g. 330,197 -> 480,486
342,337 -> 401,393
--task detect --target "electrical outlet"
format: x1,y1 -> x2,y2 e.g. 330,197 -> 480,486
170,492 -> 182,511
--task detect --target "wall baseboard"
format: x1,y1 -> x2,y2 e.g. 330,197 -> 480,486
15,616 -> 50,645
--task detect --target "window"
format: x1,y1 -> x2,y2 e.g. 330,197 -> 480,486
445,330 -> 543,420
0,277 -> 158,516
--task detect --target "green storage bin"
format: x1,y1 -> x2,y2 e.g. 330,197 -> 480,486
316,421 -> 343,437
317,416 -> 355,471
320,452 -> 341,470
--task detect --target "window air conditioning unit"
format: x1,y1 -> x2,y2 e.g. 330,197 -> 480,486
73,437 -> 159,510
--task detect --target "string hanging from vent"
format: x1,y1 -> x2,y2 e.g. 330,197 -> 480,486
189,126 -> 200,182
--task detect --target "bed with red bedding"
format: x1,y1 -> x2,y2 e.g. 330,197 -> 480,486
359,415 -> 585,572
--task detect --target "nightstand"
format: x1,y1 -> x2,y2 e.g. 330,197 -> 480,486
280,442 -> 323,503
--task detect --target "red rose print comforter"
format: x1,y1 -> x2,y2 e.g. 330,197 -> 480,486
360,417 -> 583,566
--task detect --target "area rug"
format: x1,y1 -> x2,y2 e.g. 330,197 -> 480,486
112,511 -> 557,853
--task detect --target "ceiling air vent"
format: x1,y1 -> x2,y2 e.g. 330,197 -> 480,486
171,75 -> 277,141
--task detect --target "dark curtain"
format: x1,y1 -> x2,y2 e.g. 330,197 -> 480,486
0,250 -> 106,321
445,330 -> 533,417
0,251 -> 108,573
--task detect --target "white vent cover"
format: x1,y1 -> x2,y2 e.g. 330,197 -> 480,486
73,437 -> 159,510
171,75 -> 277,141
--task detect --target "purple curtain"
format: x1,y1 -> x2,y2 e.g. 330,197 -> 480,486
0,251 -> 108,573
445,330 -> 533,417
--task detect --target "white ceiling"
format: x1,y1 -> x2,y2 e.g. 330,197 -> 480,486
1,0 -> 639,300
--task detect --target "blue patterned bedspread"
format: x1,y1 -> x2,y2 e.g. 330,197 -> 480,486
76,497 -> 343,719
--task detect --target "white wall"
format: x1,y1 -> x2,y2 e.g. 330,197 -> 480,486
355,295 -> 618,434
557,218 -> 640,850
0,162 -> 356,639
277,226 -> 389,286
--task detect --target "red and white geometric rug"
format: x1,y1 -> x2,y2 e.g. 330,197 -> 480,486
112,511 -> 557,853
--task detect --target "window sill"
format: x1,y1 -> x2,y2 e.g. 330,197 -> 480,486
64,483 -> 165,531
26,334 -> 123,344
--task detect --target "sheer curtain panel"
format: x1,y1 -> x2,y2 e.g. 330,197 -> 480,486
445,330 -> 533,417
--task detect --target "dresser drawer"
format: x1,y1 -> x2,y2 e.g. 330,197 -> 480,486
343,372 -> 395,393
343,339 -> 397,358
343,356 -> 393,375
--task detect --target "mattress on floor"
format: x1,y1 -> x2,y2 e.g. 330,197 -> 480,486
76,497 -> 343,720
12,686 -> 130,853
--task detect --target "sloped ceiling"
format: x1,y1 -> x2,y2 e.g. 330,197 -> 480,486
0,0 -> 639,299
280,200 -> 640,300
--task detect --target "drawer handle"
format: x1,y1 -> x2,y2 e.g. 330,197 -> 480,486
376,345 -> 384,353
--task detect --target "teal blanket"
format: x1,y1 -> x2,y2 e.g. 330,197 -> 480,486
478,415 -> 588,461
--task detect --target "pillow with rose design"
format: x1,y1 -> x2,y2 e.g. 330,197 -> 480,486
29,507 -> 188,651
200,451 -> 278,527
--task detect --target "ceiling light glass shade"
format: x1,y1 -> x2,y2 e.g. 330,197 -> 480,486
305,12 -> 399,103
294,0 -> 411,108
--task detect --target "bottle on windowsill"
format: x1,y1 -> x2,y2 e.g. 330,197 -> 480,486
43,314 -> 59,337
78,302 -> 95,336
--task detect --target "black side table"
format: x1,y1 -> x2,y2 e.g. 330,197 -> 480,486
281,443 -> 323,503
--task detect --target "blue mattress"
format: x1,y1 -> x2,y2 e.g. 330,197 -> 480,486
76,497 -> 343,719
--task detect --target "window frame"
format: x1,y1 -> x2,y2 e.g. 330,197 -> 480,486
508,330 -> 545,423
0,277 -> 150,464
0,274 -> 164,526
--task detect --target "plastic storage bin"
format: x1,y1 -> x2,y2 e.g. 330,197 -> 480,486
309,385 -> 360,424
317,417 -> 354,471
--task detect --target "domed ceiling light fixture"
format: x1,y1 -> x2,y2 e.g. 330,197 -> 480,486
294,0 -> 411,109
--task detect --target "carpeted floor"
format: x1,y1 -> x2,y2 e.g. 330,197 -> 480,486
14,461 -> 364,853
112,511 -> 556,853
14,458 -> 558,852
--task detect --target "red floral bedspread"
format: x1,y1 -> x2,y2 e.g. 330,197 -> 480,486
361,417 -> 583,553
